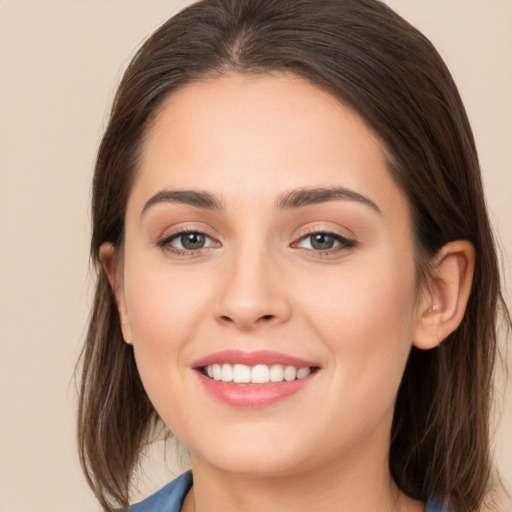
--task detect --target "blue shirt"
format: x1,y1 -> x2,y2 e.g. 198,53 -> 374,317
127,471 -> 452,512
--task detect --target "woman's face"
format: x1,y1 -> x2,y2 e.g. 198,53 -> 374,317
116,73 -> 426,477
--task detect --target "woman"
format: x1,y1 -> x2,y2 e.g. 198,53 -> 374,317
77,0 -> 510,511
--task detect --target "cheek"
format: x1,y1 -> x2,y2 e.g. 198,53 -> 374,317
121,255 -> 215,406
298,253 -> 417,400
124,261 -> 209,345
303,255 -> 416,334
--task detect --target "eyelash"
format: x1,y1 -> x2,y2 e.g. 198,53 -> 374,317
157,228 -> 218,257
293,229 -> 356,255
157,228 -> 356,257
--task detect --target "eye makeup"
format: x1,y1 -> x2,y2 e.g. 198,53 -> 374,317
156,227 -> 357,259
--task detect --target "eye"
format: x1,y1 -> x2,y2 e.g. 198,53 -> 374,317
294,231 -> 355,252
158,230 -> 218,253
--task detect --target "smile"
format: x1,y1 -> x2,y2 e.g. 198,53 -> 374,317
193,350 -> 320,407
202,363 -> 313,383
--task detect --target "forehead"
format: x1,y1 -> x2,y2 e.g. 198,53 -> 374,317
132,72 -> 407,217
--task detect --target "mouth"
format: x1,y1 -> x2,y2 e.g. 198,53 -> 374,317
192,350 -> 321,407
199,363 -> 318,384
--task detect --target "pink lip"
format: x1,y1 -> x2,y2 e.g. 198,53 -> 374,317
191,349 -> 318,369
198,375 -> 316,407
192,350 -> 320,408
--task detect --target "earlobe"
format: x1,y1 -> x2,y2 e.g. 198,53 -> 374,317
99,242 -> 133,345
413,240 -> 475,350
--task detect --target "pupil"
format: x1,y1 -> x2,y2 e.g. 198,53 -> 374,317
311,233 -> 334,250
181,233 -> 205,250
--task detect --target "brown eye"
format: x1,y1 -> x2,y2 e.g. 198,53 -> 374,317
294,231 -> 356,253
158,230 -> 218,253
180,232 -> 206,250
310,233 -> 336,250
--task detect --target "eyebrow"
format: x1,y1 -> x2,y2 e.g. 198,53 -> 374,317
275,187 -> 381,214
141,189 -> 225,215
141,186 -> 381,216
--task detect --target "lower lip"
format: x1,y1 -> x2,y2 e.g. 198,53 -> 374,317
197,372 -> 316,408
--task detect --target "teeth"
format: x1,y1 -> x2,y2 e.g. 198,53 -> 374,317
233,364 -> 251,383
284,366 -> 297,381
297,367 -> 311,379
221,364 -> 233,382
212,364 -> 222,380
204,363 -> 313,384
269,364 -> 284,382
251,364 -> 270,383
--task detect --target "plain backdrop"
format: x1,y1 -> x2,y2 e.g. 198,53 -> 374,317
0,1 -> 510,511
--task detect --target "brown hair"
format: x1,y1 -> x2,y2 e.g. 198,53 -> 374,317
77,0 -> 510,510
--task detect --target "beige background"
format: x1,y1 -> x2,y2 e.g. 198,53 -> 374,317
0,1 -> 510,511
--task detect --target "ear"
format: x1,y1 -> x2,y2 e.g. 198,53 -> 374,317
413,240 -> 475,350
99,242 -> 133,345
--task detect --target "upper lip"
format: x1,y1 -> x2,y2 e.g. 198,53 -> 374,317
191,349 -> 320,369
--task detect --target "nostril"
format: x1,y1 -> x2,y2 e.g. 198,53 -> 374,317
217,313 -> 277,328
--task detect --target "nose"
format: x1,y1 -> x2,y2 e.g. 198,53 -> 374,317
214,247 -> 292,331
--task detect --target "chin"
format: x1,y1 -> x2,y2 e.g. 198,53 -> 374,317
185,423 -> 324,478
196,451 -> 312,478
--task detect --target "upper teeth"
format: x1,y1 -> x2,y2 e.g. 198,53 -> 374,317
205,364 -> 312,384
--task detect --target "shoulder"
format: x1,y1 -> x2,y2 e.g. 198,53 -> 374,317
426,482 -> 512,512
426,496 -> 453,512
127,471 -> 193,512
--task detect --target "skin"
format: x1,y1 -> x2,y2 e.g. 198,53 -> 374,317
102,73 -> 475,512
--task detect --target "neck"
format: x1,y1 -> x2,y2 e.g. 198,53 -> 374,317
182,445 -> 424,512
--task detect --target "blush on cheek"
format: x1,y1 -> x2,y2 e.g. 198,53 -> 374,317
126,267 -> 208,342
307,265 -> 416,390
